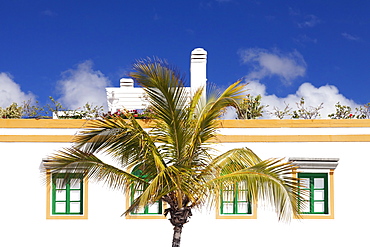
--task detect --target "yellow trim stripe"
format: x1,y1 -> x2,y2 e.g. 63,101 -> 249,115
0,119 -> 91,128
219,119 -> 370,128
125,214 -> 166,219
2,134 -> 370,142
0,135 -> 75,142
1,119 -> 370,129
213,134 -> 370,142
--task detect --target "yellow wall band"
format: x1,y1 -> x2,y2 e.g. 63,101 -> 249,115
218,119 -> 370,128
1,119 -> 370,129
2,134 -> 370,143
213,134 -> 370,142
0,135 -> 75,142
0,119 -> 91,128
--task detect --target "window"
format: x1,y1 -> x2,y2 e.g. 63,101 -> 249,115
130,184 -> 162,215
217,181 -> 256,219
52,173 -> 84,215
290,157 -> 338,219
298,173 -> 328,214
46,172 -> 88,219
125,166 -> 164,219
220,182 -> 251,214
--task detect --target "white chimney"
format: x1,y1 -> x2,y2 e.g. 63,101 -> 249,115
190,48 -> 207,103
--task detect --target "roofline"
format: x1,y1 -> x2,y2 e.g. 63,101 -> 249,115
1,119 -> 370,129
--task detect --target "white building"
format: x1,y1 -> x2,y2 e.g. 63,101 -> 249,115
1,118 -> 370,247
106,48 -> 208,112
2,48 -> 370,246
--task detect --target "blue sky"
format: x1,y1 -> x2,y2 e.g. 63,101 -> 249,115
1,0 -> 369,117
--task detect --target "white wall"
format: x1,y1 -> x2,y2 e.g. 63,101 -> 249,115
1,125 -> 369,247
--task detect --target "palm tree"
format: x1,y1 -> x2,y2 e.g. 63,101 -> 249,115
44,58 -> 300,247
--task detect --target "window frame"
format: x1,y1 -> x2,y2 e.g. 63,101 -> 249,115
298,173 -> 329,215
125,167 -> 165,219
290,157 -> 338,219
51,173 -> 84,215
220,182 -> 252,215
129,184 -> 163,215
217,182 -> 257,219
46,172 -> 88,219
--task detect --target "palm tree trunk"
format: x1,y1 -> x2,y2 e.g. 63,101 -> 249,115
164,204 -> 192,247
172,225 -> 183,247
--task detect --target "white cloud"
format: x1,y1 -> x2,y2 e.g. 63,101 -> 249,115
0,72 -> 36,108
246,80 -> 360,119
56,61 -> 111,110
298,15 -> 320,28
341,32 -> 360,41
239,48 -> 307,85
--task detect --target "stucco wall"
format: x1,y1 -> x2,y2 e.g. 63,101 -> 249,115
1,119 -> 369,247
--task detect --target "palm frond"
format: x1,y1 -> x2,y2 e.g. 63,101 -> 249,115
130,59 -> 192,165
177,81 -> 248,171
207,157 -> 300,221
125,165 -> 180,214
70,115 -> 167,173
196,147 -> 262,182
44,147 -> 147,191
194,80 -> 246,142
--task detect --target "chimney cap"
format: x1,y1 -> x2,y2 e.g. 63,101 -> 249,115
191,48 -> 207,61
191,48 -> 207,55
120,78 -> 134,87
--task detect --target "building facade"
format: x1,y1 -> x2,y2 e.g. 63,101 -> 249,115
1,118 -> 369,246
